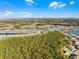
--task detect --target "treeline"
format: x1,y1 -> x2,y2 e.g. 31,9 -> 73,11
0,18 -> 79,26
0,32 -> 70,59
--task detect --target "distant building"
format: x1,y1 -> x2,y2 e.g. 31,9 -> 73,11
66,46 -> 76,52
67,36 -> 77,43
63,50 -> 72,54
70,53 -> 78,59
73,42 -> 79,49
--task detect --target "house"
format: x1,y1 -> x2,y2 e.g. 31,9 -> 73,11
75,45 -> 79,49
63,50 -> 73,54
66,45 -> 76,52
74,42 -> 79,49
70,53 -> 78,59
67,36 -> 77,43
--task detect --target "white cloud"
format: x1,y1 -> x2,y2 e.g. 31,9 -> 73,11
59,3 -> 66,8
28,3 -> 33,6
25,0 -> 34,3
49,1 -> 66,9
0,11 -> 32,18
19,12 -> 32,18
3,11 -> 14,16
0,11 -> 14,17
49,1 -> 59,9
25,0 -> 34,6
70,1 -> 75,5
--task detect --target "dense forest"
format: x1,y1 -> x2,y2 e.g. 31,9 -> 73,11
0,32 -> 70,59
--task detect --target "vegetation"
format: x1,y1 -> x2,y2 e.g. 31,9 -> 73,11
0,32 -> 70,59
0,18 -> 79,30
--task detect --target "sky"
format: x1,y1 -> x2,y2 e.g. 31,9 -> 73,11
0,0 -> 79,18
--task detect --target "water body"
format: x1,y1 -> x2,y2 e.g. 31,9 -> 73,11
64,27 -> 79,36
58,26 -> 79,36
70,30 -> 79,36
